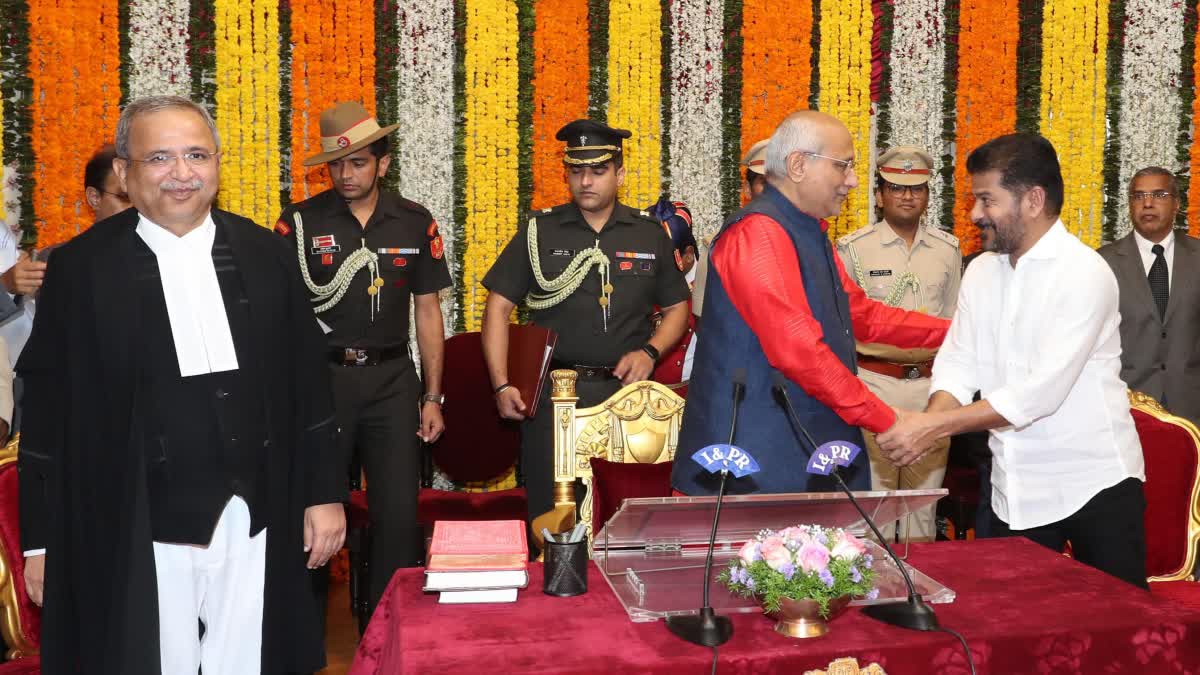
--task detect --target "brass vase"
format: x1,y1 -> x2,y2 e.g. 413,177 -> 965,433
765,596 -> 852,638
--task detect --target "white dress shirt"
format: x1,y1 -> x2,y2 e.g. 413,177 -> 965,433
1133,229 -> 1174,291
136,213 -> 239,377
930,221 -> 1144,530
682,264 -> 698,381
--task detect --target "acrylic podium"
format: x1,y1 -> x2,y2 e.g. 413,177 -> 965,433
592,489 -> 956,622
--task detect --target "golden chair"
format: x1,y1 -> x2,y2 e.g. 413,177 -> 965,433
1128,391 -> 1200,584
531,370 -> 685,554
0,435 -> 40,662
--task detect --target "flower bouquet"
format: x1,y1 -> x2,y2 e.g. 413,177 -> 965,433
719,524 -> 878,638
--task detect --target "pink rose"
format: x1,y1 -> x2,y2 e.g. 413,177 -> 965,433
738,540 -> 761,564
780,526 -> 814,547
830,530 -> 868,561
759,536 -> 793,572
796,541 -> 831,573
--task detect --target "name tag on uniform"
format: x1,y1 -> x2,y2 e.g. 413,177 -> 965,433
551,248 -> 576,257
616,251 -> 656,260
869,269 -> 892,277
379,247 -> 420,255
311,235 -> 341,255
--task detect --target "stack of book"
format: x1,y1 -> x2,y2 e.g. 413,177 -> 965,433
423,519 -> 529,604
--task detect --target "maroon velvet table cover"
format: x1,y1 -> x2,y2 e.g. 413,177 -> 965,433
349,538 -> 1200,674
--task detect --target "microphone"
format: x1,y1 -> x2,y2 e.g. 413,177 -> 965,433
769,371 -> 939,632
666,367 -> 751,648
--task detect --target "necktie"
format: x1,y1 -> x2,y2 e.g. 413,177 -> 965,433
1148,244 -> 1169,320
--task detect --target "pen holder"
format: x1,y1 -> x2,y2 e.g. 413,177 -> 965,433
543,537 -> 588,597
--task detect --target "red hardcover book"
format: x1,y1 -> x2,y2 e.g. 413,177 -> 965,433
426,520 -> 529,572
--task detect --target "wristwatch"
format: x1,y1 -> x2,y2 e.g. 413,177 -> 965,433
422,393 -> 445,406
641,343 -> 661,362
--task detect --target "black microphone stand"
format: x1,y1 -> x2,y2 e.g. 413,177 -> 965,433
771,374 -> 939,632
666,371 -> 746,647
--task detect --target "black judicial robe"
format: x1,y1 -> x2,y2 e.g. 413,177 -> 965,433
16,207 -> 346,674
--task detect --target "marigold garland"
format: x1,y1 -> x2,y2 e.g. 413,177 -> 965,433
214,0 -> 280,228
29,0 -> 121,247
461,0 -> 520,331
816,0 -> 873,241
1188,1 -> 1200,236
1039,0 -> 1107,248
530,0 -> 589,209
608,0 -> 663,208
952,0 -> 1019,255
289,0 -> 377,202
740,0 -> 812,177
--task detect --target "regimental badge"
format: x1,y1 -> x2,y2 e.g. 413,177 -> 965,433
273,219 -> 291,237
321,253 -> 334,266
427,220 -> 440,237
674,249 -> 684,271
580,135 -> 588,145
902,160 -> 913,172
393,257 -> 407,267
430,235 -> 445,259
619,261 -> 634,271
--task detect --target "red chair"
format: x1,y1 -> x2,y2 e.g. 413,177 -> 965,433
346,332 -> 525,632
1129,391 -> 1200,605
0,437 -> 41,671
416,332 -> 526,528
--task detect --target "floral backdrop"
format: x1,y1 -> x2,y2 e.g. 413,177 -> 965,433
1,0 -> 1199,335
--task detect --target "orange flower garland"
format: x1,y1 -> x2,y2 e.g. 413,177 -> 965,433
29,0 -> 121,247
289,0 -> 377,201
952,0 -> 1019,255
740,0 -> 812,174
530,0 -> 589,209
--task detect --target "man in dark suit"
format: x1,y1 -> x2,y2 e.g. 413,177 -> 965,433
1098,167 -> 1200,423
17,95 -> 346,674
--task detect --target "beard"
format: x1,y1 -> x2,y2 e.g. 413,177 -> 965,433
976,211 -> 1025,254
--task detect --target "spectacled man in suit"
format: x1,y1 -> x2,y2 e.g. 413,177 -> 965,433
1098,167 -> 1200,423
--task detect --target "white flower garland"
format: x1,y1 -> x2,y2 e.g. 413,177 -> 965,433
667,0 -> 725,242
1115,0 -> 1185,240
128,0 -> 191,99
2,163 -> 20,233
395,0 -> 457,334
885,0 -> 947,230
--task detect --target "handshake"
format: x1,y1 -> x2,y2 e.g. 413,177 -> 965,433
875,407 -> 942,467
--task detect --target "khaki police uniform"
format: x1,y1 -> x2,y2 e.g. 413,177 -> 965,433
836,146 -> 961,541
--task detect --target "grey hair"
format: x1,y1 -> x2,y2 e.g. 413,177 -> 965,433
115,96 -> 221,159
1130,166 -> 1179,195
764,113 -> 824,178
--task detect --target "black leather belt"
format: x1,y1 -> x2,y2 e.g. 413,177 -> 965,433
550,359 -> 618,380
330,345 -> 409,367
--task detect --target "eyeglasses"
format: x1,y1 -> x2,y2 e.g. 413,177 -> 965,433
99,189 -> 130,201
881,183 -> 928,196
124,150 -> 219,169
803,152 -> 856,174
1130,190 -> 1175,202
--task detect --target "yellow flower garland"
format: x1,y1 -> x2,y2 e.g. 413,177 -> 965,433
607,0 -> 662,208
1039,0 -> 1107,248
214,0 -> 281,228
462,0 -> 520,331
816,0 -> 872,241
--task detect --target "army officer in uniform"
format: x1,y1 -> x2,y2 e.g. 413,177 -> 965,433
836,145 -> 961,541
481,120 -> 691,528
275,101 -> 451,616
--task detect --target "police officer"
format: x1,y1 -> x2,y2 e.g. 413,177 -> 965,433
481,119 -> 691,533
740,138 -> 769,202
835,145 -> 961,541
274,101 -> 451,616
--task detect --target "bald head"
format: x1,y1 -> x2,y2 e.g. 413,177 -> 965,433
762,111 -> 858,219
